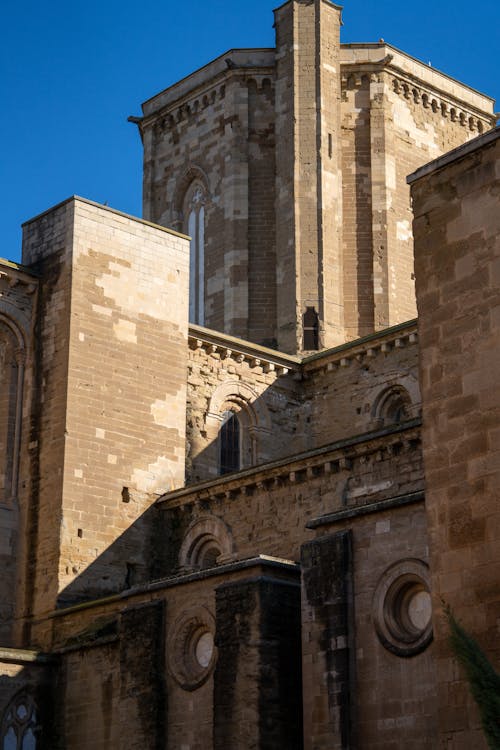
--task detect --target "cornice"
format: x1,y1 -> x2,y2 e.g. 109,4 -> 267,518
158,419 -> 422,507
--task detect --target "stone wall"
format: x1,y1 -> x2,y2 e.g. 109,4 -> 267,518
136,5 -> 495,353
157,415 -> 431,748
0,262 -> 37,645
186,320 -> 421,484
186,327 -> 302,483
141,51 -> 276,343
20,198 -> 190,639
411,128 -> 500,750
340,45 -> 494,339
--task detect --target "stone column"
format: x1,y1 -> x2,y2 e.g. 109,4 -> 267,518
301,530 -> 355,750
222,79 -> 250,339
369,71 -> 396,331
274,0 -> 344,353
213,572 -> 303,749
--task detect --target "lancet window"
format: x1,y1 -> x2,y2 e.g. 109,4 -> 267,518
1,693 -> 38,750
184,182 -> 206,325
219,410 -> 240,475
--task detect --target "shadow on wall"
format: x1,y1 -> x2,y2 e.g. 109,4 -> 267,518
185,369 -> 304,485
0,662 -> 57,750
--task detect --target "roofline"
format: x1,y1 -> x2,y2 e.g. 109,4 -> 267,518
140,38 -> 495,117
21,196 -> 190,241
141,48 -> 276,109
407,125 -> 500,184
341,42 -> 495,105
0,257 -> 40,279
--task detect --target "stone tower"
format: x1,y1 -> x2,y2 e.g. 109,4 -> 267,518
15,198 -> 190,642
135,0 -> 495,354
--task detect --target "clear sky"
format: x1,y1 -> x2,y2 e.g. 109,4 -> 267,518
1,0 -> 498,263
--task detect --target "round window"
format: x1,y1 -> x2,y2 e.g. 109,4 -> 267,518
373,559 -> 433,657
195,631 -> 214,668
167,608 -> 217,691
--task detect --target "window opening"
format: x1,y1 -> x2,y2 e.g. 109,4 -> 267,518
219,410 -> 240,475
186,184 -> 206,325
303,306 -> 319,350
1,694 -> 38,750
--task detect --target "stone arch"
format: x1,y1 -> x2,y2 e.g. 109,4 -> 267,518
371,384 -> 414,428
206,380 -> 272,469
0,308 -> 27,505
1,690 -> 39,749
179,515 -> 234,571
172,164 -> 211,228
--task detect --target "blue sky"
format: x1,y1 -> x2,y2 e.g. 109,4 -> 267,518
1,0 -> 498,263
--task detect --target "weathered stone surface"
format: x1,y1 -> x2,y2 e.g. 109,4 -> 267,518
0,5 -> 497,750
411,128 -> 500,750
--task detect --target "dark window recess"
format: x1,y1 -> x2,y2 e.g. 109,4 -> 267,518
219,411 -> 240,475
303,307 -> 319,350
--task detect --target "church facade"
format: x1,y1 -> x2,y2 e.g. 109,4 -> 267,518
0,2 -> 498,749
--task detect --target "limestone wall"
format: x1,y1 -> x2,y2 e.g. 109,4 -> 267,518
141,59 -> 277,344
301,320 -> 420,448
411,127 -> 500,750
340,45 -> 494,339
186,321 -> 421,484
21,198 -> 190,636
0,263 -> 37,645
158,418 -> 430,748
186,328 -> 302,483
137,8 -> 495,354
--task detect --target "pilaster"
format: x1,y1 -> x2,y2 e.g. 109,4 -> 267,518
274,0 -> 344,354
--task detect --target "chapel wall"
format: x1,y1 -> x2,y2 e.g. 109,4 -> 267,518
21,198 -> 190,637
161,422 -> 424,574
301,504 -> 436,750
142,67 -> 276,342
301,321 -> 420,449
0,264 -> 37,646
158,420 -> 430,747
186,336 -> 302,485
411,128 -> 500,750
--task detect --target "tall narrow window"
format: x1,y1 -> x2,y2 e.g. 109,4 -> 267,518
219,410 -> 240,475
1,693 -> 38,750
303,306 -> 319,350
185,183 -> 206,325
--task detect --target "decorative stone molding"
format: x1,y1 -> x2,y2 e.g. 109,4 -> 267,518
372,559 -> 433,657
159,421 -> 422,508
167,607 -> 217,691
188,326 -> 298,376
301,321 -> 418,376
371,382 -> 420,428
178,515 -> 234,571
390,75 -> 488,133
149,74 -> 273,137
340,60 -> 493,131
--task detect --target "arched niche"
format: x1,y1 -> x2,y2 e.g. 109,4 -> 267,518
0,312 -> 26,505
371,382 -> 418,429
206,380 -> 272,472
178,515 -> 234,571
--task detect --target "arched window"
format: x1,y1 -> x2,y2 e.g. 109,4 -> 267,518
184,181 -> 206,325
373,385 -> 412,427
219,410 -> 240,475
178,516 -> 233,572
1,693 -> 38,750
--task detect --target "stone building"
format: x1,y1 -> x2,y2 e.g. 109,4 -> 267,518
0,2 -> 498,749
